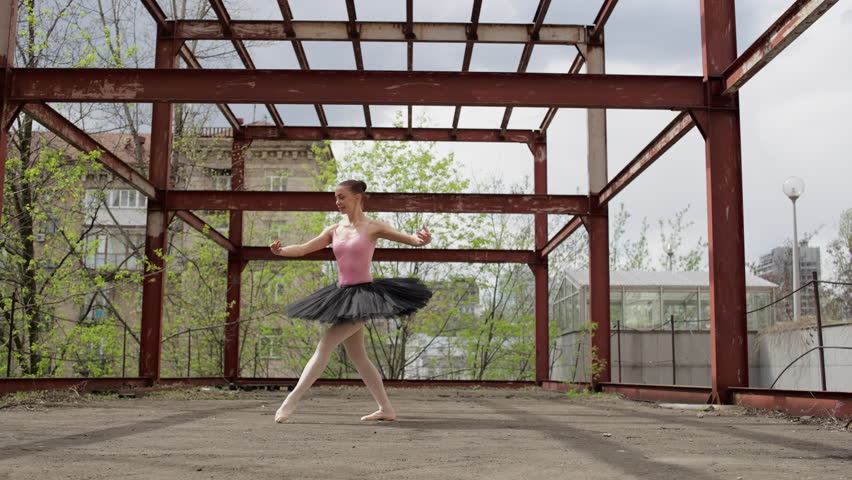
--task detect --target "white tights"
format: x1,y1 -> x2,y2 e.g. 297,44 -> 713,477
274,321 -> 395,422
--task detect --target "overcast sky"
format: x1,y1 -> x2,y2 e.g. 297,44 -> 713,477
208,0 -> 852,275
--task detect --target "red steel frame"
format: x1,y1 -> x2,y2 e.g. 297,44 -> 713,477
0,0 -> 848,418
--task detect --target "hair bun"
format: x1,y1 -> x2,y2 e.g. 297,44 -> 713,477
338,179 -> 367,194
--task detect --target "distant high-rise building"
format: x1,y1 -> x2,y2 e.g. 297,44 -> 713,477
756,243 -> 821,317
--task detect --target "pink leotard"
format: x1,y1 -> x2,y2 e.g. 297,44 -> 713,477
332,225 -> 376,286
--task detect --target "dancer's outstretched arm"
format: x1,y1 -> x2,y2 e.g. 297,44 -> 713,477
270,225 -> 335,257
376,222 -> 431,247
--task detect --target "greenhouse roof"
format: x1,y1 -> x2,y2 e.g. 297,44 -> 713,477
565,270 -> 777,289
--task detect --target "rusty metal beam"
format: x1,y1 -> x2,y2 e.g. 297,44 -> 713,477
172,21 -> 588,44
139,37 -> 177,382
541,215 -> 585,257
243,125 -> 540,143
730,387 -> 852,418
173,211 -> 236,253
10,69 -> 707,110
241,247 -> 537,264
164,191 -> 588,214
532,260 -> 549,384
0,0 -> 18,222
22,103 -> 157,199
600,383 -> 713,404
161,377 -> 538,389
0,377 -> 153,395
701,0 -> 748,404
223,138 -> 248,379
598,112 -> 695,206
723,0 -> 839,94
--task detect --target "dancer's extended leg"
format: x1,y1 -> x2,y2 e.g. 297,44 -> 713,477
341,323 -> 396,421
274,321 -> 364,423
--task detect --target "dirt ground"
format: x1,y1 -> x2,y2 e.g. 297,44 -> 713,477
1,385 -> 850,480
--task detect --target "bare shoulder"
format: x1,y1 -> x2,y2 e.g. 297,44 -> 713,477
322,223 -> 340,237
367,218 -> 393,232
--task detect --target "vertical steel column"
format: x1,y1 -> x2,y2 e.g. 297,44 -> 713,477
0,0 -> 18,214
139,35 -> 177,380
700,0 -> 748,403
224,137 -> 250,379
531,142 -> 549,383
585,38 -> 611,387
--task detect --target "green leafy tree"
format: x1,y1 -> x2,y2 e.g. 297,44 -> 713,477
825,208 -> 852,322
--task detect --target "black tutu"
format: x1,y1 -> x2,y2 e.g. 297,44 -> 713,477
286,277 -> 433,325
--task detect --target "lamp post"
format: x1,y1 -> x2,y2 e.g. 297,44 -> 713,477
783,177 -> 805,322
663,241 -> 675,272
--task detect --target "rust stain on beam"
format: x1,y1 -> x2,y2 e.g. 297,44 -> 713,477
723,0 -> 839,94
164,191 -> 589,215
9,69 -> 707,110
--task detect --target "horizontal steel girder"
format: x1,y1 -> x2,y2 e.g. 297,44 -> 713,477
9,69 -> 707,110
172,20 -> 587,44
240,247 -> 537,263
164,191 -> 589,214
730,387 -> 852,418
241,125 -> 540,143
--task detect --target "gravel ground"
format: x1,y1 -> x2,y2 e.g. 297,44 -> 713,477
1,385 -> 850,479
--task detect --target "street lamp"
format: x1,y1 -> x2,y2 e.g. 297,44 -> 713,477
782,176 -> 805,322
663,240 -> 675,271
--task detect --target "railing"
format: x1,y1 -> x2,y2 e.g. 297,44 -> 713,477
558,274 -> 851,390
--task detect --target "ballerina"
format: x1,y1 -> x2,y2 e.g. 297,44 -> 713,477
269,179 -> 432,423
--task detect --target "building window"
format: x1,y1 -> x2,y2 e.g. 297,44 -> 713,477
84,230 -> 145,269
213,175 -> 231,191
86,294 -> 109,322
86,189 -> 148,209
268,176 -> 288,192
209,168 -> 232,191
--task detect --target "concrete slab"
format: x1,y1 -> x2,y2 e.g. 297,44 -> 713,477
1,386 -> 849,479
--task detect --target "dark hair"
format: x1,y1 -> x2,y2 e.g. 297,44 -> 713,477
338,179 -> 367,194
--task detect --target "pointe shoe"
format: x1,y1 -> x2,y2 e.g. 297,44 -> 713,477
360,409 -> 396,421
274,402 -> 297,423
